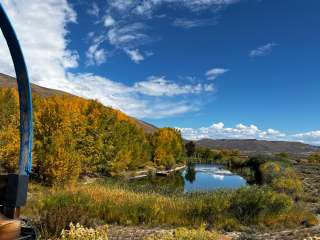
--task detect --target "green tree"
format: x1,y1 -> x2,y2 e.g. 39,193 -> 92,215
185,141 -> 196,158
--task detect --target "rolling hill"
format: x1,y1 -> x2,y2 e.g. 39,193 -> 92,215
0,73 -> 158,134
196,138 -> 320,155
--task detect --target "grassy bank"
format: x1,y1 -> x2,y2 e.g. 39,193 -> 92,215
24,181 -> 317,239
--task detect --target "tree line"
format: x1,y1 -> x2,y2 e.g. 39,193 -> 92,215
0,88 -> 185,185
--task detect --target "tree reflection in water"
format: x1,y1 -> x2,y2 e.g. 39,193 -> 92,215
185,163 -> 196,183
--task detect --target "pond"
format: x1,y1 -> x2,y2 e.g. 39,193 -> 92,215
182,163 -> 247,192
129,163 -> 247,193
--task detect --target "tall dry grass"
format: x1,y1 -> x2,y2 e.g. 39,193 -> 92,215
23,182 -> 317,239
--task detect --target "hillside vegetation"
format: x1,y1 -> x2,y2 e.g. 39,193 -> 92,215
0,87 -> 184,185
196,139 -> 319,155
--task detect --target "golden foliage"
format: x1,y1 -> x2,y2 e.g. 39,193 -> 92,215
0,89 -> 19,173
150,128 -> 185,169
0,88 -> 185,185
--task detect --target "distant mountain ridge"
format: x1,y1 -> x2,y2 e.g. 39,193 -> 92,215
196,138 -> 320,155
0,73 -> 158,134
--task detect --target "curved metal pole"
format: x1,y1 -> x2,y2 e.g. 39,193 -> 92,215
0,3 -> 33,176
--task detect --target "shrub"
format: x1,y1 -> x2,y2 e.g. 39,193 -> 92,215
58,223 -> 108,240
186,191 -> 233,227
307,153 -> 320,164
36,192 -> 98,238
230,186 -> 293,225
144,226 -> 220,240
264,206 -> 319,228
259,162 -> 282,184
271,176 -> 303,196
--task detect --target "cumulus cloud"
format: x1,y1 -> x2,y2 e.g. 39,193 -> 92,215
206,68 -> 229,80
0,0 -> 212,119
125,49 -> 144,63
179,122 -> 320,146
0,0 -> 78,90
68,73 -> 200,118
134,76 -> 214,96
292,131 -> 320,146
249,43 -> 277,58
104,15 -> 116,27
179,122 -> 287,141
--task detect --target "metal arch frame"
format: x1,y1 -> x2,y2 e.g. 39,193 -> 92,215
0,3 -> 33,176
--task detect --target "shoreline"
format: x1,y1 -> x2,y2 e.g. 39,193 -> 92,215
127,165 -> 186,180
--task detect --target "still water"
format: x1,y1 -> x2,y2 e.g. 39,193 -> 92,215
182,164 -> 247,192
130,163 -> 247,193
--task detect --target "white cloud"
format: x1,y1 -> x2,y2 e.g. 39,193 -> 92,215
205,68 -> 229,80
134,76 -> 214,96
109,0 -> 241,15
249,43 -> 277,58
292,131 -> 320,146
109,0 -> 136,12
67,73 -> 201,118
0,0 -> 78,90
181,0 -> 241,11
86,43 -> 108,66
104,22 -> 152,63
125,49 -> 144,63
107,23 -> 148,48
0,0 -> 212,119
87,2 -> 100,17
179,122 -> 286,141
173,18 -> 217,28
67,72 -> 142,114
104,15 -> 115,27
179,122 -> 320,146
101,0 -> 244,62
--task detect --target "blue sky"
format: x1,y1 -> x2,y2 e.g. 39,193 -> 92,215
1,0 -> 320,144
